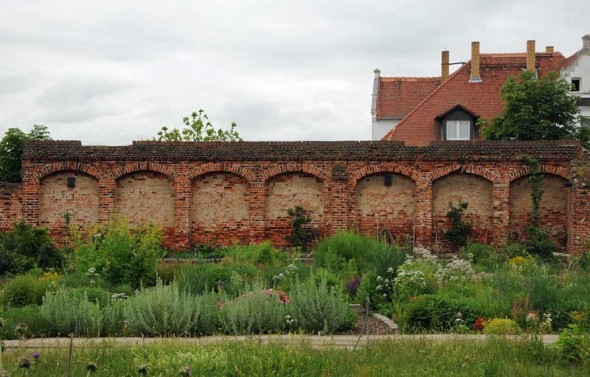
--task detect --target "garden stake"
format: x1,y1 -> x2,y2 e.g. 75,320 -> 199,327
66,334 -> 73,377
353,297 -> 370,351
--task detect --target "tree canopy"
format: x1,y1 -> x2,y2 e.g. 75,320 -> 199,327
0,125 -> 51,183
155,109 -> 242,142
480,71 -> 582,142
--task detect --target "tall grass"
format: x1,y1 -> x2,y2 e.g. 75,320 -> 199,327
313,231 -> 406,277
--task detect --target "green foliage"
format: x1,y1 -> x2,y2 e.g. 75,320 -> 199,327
481,71 -> 581,141
155,108 -> 241,142
285,206 -> 313,249
40,288 -> 103,336
461,243 -> 506,272
0,305 -> 48,339
290,275 -> 355,334
522,156 -> 556,260
0,221 -> 63,275
219,285 -> 289,335
178,263 -> 259,297
483,318 -> 523,335
74,217 -> 164,288
123,281 -> 219,336
556,324 -> 590,364
0,274 -> 47,308
444,200 -> 472,249
0,125 -> 50,183
313,231 -> 406,277
402,295 -> 479,332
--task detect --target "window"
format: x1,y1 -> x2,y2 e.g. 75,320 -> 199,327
446,120 -> 471,140
572,78 -> 581,92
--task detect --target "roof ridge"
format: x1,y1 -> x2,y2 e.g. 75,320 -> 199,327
382,61 -> 470,141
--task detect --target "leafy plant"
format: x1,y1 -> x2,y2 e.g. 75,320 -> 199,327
0,221 -> 63,275
0,125 -> 50,182
483,318 -> 523,335
40,288 -> 103,336
290,275 -> 355,334
0,274 -> 48,308
123,281 -> 218,336
155,108 -> 241,142
285,206 -> 313,250
74,217 -> 164,288
402,295 -> 479,332
444,201 -> 472,249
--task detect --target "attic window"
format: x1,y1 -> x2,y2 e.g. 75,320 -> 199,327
445,120 -> 471,140
572,78 -> 581,92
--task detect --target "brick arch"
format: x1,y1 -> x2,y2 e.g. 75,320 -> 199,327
351,163 -> 420,188
428,164 -> 497,184
33,162 -> 104,181
185,162 -> 255,182
110,162 -> 179,180
261,163 -> 329,183
506,164 -> 570,183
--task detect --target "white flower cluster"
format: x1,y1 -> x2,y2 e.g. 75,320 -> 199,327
111,292 -> 128,302
405,247 -> 439,265
394,267 -> 427,293
435,257 -> 475,284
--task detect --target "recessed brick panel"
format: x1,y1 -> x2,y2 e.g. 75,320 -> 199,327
265,173 -> 324,246
116,171 -> 174,228
432,173 -> 493,246
191,172 -> 250,245
356,173 -> 415,240
509,174 -> 569,249
39,171 -> 99,229
0,183 -> 21,230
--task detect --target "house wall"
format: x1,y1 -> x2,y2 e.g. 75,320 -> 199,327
561,49 -> 590,94
372,119 -> 399,140
0,183 -> 21,231
13,140 -> 590,254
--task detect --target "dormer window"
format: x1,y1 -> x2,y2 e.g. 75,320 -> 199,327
446,120 -> 471,140
437,104 -> 479,141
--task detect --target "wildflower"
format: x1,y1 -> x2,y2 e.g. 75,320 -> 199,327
526,312 -> 539,322
180,365 -> 191,376
86,362 -> 98,373
19,357 -> 31,369
32,352 -> 40,363
137,365 -> 148,376
387,267 -> 394,274
15,322 -> 28,338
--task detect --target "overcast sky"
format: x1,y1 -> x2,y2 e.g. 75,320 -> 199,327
1,0 -> 589,145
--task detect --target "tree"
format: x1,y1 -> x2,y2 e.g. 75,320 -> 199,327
480,71 -> 581,141
0,125 -> 51,183
155,108 -> 242,142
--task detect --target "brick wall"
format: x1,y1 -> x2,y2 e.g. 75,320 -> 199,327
8,139 -> 589,254
0,183 -> 21,231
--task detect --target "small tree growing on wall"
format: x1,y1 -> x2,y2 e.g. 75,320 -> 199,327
444,200 -> 472,250
285,206 -> 313,250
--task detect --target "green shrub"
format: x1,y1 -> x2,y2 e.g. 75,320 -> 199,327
102,301 -> 126,336
40,288 -> 103,336
444,201 -> 472,249
483,318 -> 523,335
74,217 -> 164,288
225,242 -> 287,267
123,281 -> 218,336
156,261 -> 192,284
402,295 -> 479,332
290,276 -> 355,334
0,274 -> 48,308
462,243 -> 506,271
0,305 -> 48,339
313,232 -> 406,277
178,263 -> 259,297
556,324 -> 590,364
0,221 -> 63,275
220,284 -> 289,335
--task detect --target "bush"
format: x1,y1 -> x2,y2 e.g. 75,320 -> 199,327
556,324 -> 590,364
444,201 -> 472,249
313,232 -> 406,277
123,281 -> 218,336
402,295 -> 479,332
462,243 -> 506,272
220,285 -> 290,335
483,318 -> 523,335
0,221 -> 63,275
0,274 -> 48,308
0,306 -> 48,339
290,276 -> 355,334
178,263 -> 258,297
74,217 -> 164,288
40,288 -> 103,336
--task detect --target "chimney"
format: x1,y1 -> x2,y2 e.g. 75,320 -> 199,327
526,40 -> 536,72
583,34 -> 590,50
371,69 -> 380,117
545,46 -> 554,53
441,50 -> 449,83
470,41 -> 481,83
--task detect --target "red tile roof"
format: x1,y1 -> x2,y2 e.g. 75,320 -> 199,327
376,77 -> 441,119
381,52 -> 567,145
